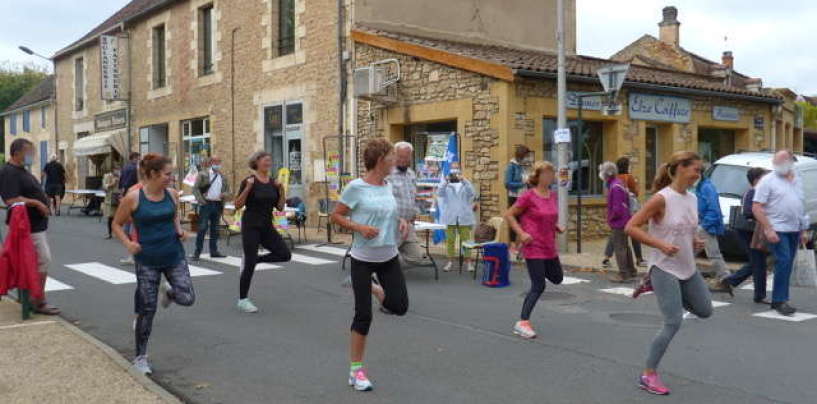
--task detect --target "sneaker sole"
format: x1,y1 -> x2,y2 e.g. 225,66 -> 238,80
639,383 -> 669,395
512,329 -> 536,339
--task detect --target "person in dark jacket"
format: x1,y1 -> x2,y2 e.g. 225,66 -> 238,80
695,168 -> 729,280
719,167 -> 770,303
505,145 -> 530,250
119,152 -> 141,193
42,155 -> 66,216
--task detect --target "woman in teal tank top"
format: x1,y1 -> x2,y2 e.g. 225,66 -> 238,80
112,154 -> 196,375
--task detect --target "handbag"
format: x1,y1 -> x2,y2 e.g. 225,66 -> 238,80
729,205 -> 754,232
793,243 -> 817,288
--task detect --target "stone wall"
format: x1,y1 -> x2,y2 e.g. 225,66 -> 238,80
354,43 -> 503,220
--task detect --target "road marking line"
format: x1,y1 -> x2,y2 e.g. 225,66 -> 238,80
0,321 -> 57,330
187,266 -> 222,277
290,253 -> 334,265
65,262 -> 135,284
752,310 -> 817,322
45,277 -> 74,292
297,244 -> 349,257
561,276 -> 590,285
200,254 -> 280,270
739,276 -> 774,292
600,287 -> 643,296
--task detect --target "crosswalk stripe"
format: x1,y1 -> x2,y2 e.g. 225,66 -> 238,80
600,287 -> 643,296
683,301 -> 730,319
739,277 -> 774,292
45,277 -> 74,292
200,254 -> 280,270
752,310 -> 817,322
65,262 -> 135,284
290,253 -> 334,265
561,276 -> 590,285
297,244 -> 349,257
187,265 -> 222,277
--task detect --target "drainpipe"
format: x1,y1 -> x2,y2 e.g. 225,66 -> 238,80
337,0 -> 346,173
231,27 -> 239,187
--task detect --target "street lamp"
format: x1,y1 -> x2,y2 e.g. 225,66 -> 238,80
18,46 -> 51,62
573,64 -> 629,253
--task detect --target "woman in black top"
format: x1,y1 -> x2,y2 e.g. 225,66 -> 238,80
234,151 -> 292,313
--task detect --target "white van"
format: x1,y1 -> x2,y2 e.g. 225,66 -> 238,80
708,152 -> 817,256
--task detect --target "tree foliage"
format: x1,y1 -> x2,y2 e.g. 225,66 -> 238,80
799,101 -> 817,130
0,61 -> 49,112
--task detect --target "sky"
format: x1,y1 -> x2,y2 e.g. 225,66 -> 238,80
0,0 -> 814,95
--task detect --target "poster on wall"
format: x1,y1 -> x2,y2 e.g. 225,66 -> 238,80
325,153 -> 341,200
425,134 -> 450,161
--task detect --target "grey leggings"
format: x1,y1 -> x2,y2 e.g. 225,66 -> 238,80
646,267 -> 712,370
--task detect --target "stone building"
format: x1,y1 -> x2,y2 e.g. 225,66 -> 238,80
1,75 -> 57,180
351,27 -> 783,240
611,6 -> 803,158
48,0 -> 574,221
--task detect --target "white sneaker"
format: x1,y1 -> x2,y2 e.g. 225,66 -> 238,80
466,263 -> 475,272
237,298 -> 259,313
159,281 -> 172,309
348,368 -> 373,391
443,261 -> 453,272
513,320 -> 537,339
133,355 -> 153,375
120,256 -> 135,266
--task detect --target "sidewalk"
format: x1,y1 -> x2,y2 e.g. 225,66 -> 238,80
0,299 -> 179,404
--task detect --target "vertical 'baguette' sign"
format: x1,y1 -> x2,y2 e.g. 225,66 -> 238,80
100,35 -> 121,100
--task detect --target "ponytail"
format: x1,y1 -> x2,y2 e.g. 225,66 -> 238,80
651,151 -> 701,192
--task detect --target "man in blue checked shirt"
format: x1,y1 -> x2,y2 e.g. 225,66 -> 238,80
387,142 -> 430,267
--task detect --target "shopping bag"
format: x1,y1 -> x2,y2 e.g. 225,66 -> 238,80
792,245 -> 817,288
183,165 -> 199,187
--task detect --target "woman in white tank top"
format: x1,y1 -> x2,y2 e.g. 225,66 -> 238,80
625,151 -> 713,396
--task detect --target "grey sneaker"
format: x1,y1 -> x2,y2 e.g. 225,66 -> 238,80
237,298 -> 259,313
133,355 -> 152,375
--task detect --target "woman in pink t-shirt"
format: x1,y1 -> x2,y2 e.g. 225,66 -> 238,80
504,161 -> 565,339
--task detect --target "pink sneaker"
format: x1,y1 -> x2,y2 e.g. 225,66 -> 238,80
639,372 -> 670,395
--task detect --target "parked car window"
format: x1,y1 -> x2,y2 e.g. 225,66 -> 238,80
708,164 -> 749,198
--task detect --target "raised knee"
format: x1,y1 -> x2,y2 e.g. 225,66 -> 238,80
175,293 -> 195,307
391,300 -> 409,316
696,306 -> 713,319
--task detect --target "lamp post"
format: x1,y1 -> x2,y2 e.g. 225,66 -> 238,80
573,64 -> 629,254
19,46 -> 51,62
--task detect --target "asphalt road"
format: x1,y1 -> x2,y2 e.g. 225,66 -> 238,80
39,214 -> 817,404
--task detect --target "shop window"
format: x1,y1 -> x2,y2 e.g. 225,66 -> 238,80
41,106 -> 46,128
9,113 -> 16,135
543,119 -> 604,196
77,131 -> 90,140
75,57 -> 84,111
152,24 -> 167,89
698,128 -> 735,164
182,117 -> 211,172
278,0 -> 295,56
198,4 -> 214,76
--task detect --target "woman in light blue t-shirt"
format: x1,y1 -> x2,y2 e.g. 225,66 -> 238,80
331,138 -> 410,392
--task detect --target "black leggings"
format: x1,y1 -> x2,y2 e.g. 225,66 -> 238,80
521,258 -> 563,320
351,256 -> 409,335
134,260 -> 195,357
240,225 -> 291,299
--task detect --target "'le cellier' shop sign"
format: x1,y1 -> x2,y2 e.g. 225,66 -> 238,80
628,93 -> 691,123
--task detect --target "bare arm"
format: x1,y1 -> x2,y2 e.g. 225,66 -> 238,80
330,202 -> 379,239
503,204 -> 530,242
276,182 -> 286,212
625,194 -> 679,256
752,202 -> 780,243
169,189 -> 187,239
234,177 -> 253,210
112,191 -> 141,255
4,197 -> 49,216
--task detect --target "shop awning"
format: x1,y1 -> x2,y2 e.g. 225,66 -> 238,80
73,131 -> 129,157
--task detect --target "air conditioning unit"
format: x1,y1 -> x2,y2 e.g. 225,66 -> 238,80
354,66 -> 387,99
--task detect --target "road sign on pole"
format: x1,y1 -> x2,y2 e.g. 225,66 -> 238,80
597,64 -> 630,95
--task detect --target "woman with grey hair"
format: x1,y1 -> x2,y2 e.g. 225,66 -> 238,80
233,151 -> 292,313
600,161 -> 637,282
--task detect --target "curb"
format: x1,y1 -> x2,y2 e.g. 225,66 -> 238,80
54,316 -> 183,404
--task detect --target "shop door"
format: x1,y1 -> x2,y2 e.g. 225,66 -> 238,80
645,126 -> 659,192
264,102 -> 303,199
698,128 -> 735,163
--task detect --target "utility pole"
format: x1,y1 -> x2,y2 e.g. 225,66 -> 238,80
556,0 -> 569,252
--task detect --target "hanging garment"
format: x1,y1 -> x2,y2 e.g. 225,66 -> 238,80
0,204 -> 43,300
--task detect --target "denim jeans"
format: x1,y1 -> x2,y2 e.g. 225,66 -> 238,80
726,230 -> 768,301
195,201 -> 223,255
770,231 -> 800,304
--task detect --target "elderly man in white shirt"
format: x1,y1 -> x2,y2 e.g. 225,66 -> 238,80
387,142 -> 430,267
752,150 -> 811,316
192,157 -> 231,261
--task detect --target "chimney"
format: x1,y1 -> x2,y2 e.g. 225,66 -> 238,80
745,78 -> 763,92
659,6 -> 681,47
722,51 -> 734,69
